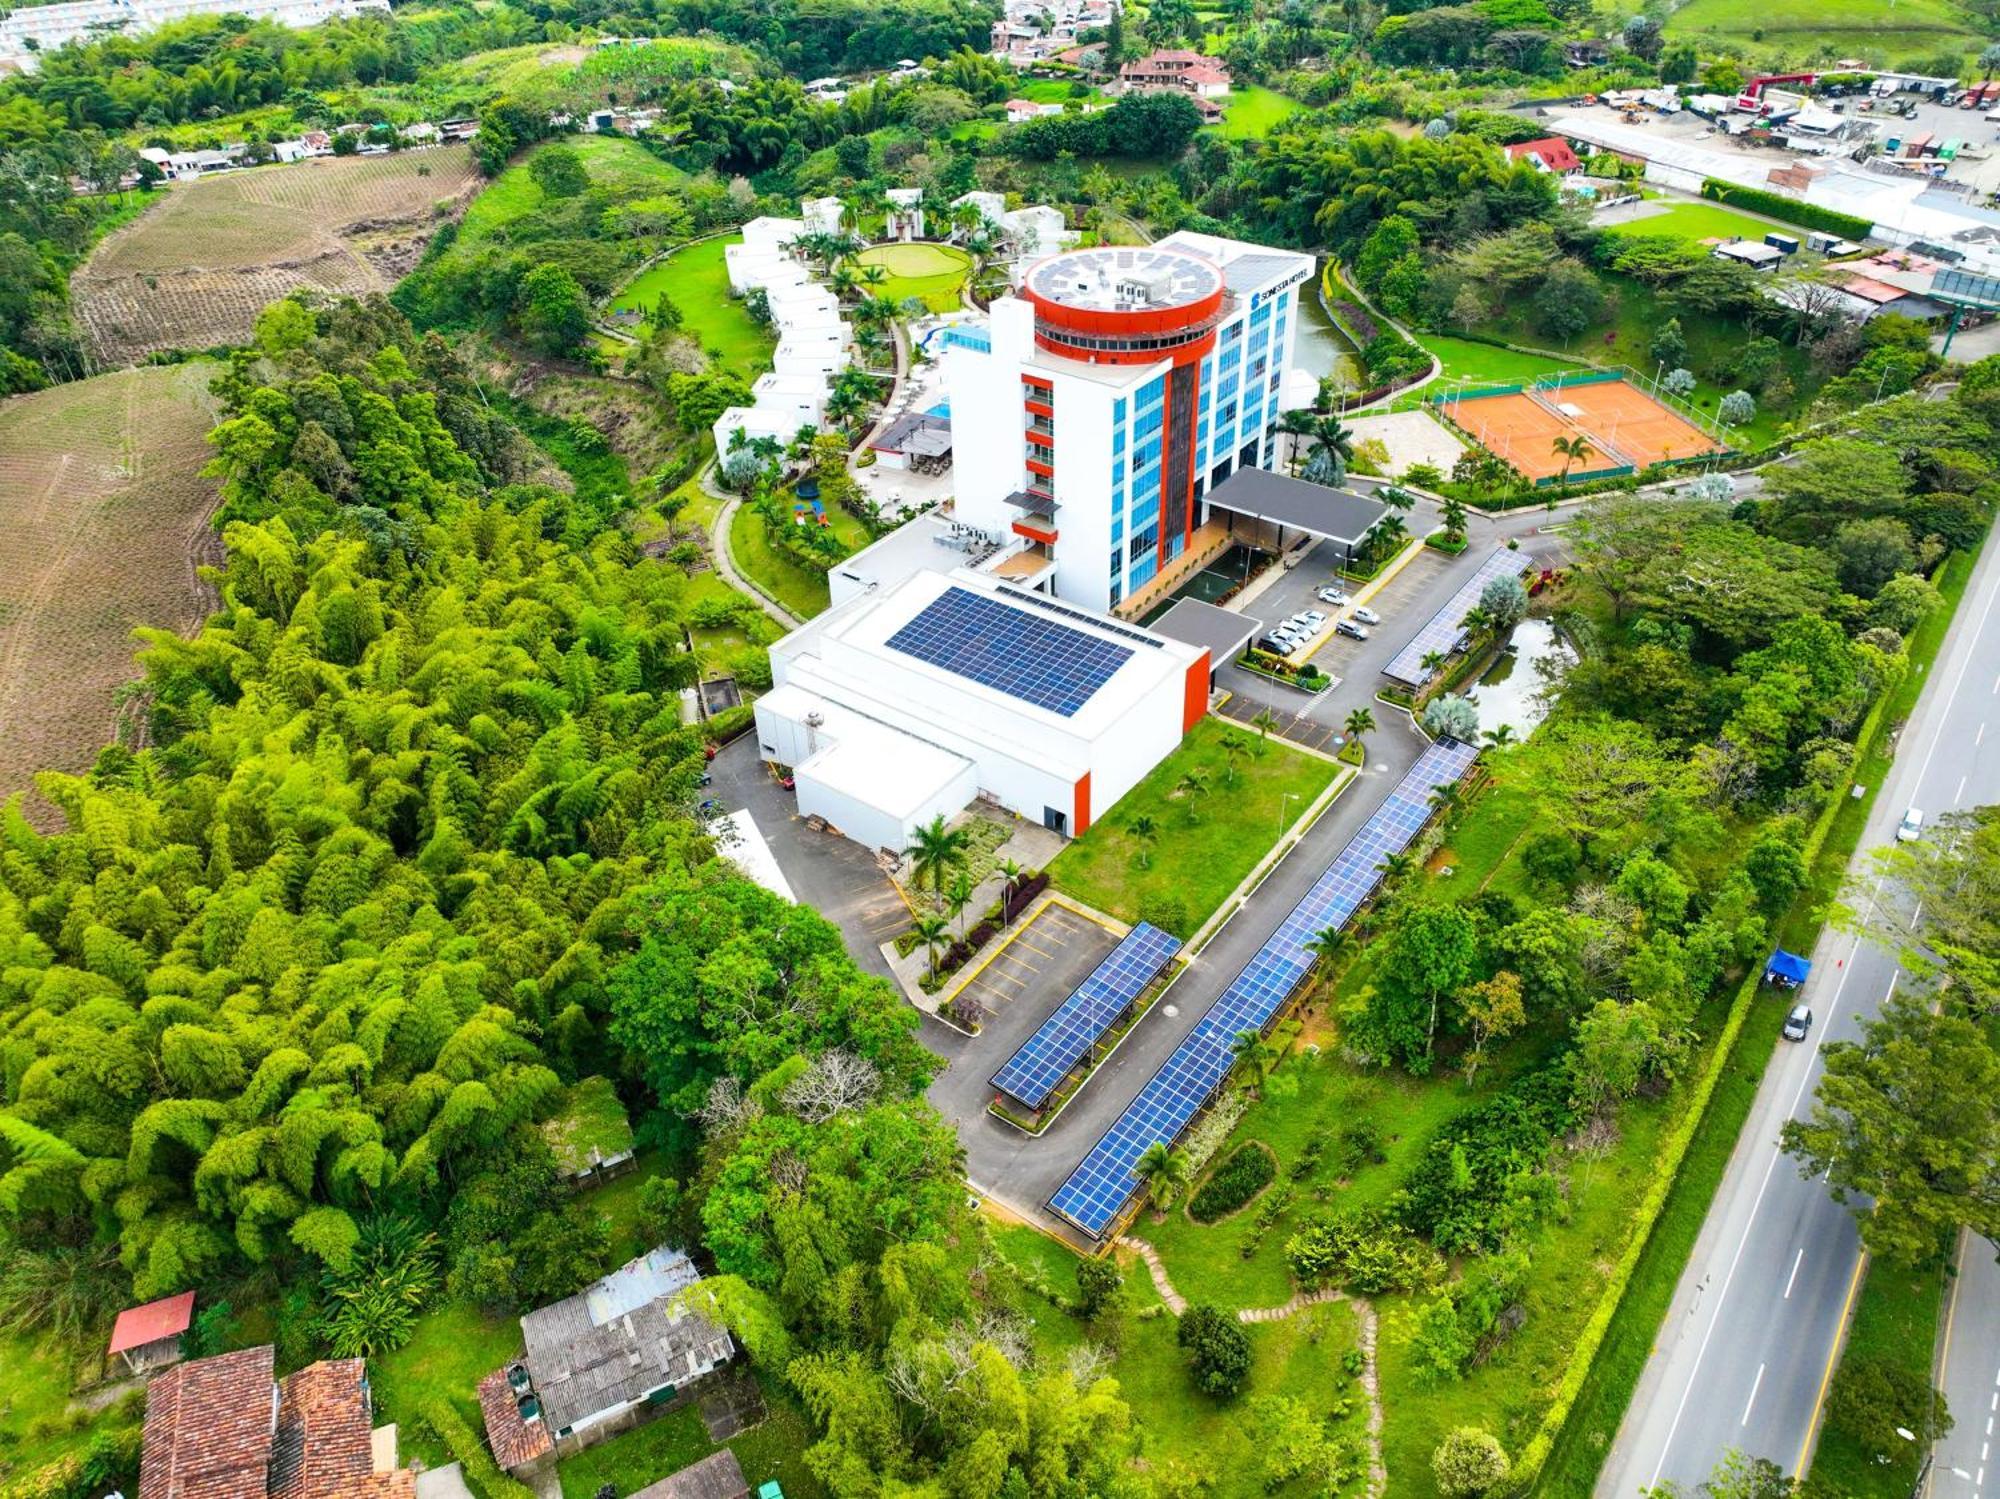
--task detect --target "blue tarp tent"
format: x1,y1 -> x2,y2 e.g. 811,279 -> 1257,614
1765,949 -> 1811,987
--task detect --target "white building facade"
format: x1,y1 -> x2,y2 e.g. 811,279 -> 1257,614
1,0 -> 386,71
944,233 -> 1313,614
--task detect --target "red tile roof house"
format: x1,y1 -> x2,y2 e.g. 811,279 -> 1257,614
1119,49 -> 1232,98
139,1347 -> 415,1499
110,1291 -> 196,1376
1504,137 -> 1584,175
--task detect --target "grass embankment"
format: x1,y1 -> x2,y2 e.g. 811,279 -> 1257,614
727,498 -> 870,620
1810,1257 -> 1949,1497
555,1394 -> 826,1499
1216,86 -> 1302,140
1533,545 -> 1981,1499
1049,718 -> 1339,929
1663,0 -> 1985,64
612,237 -> 776,379
1390,336 -> 1581,409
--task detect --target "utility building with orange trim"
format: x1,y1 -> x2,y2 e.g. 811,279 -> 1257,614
755,524 -> 1209,852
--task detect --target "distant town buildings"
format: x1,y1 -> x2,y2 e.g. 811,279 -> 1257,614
989,0 -> 1116,64
0,0 -> 387,74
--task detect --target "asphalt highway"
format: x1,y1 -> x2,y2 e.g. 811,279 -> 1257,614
1599,523 -> 2000,1496
1930,1232 -> 2000,1499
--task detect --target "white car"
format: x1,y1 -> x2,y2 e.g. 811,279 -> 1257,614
1316,586 -> 1349,606
1352,605 -> 1382,626
1897,807 -> 1925,842
1298,609 -> 1328,630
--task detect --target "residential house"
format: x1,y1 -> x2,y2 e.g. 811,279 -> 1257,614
138,1347 -> 413,1499
885,186 -> 924,241
1119,49 -> 1231,98
1504,136 -> 1583,175
1005,99 -> 1064,124
477,1246 -> 735,1473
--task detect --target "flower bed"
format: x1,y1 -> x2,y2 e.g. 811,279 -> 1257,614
1237,649 -> 1331,693
1188,1142 -> 1278,1223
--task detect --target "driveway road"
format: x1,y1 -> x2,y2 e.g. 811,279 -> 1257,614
1598,522 -> 2000,1496
1932,1235 -> 2000,1499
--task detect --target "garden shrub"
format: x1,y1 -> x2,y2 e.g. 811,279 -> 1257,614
1177,1303 -> 1252,1398
1400,1065 -> 1574,1255
1190,1142 -> 1277,1222
419,1399 -> 539,1499
1138,892 -> 1190,939
1285,1206 -> 1445,1294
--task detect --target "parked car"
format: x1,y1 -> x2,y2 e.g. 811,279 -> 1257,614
1258,634 -> 1295,656
1298,609 -> 1329,630
699,797 -> 721,816
1897,807 -> 1925,842
1782,1004 -> 1813,1041
1335,619 -> 1370,640
1352,605 -> 1382,625
1316,586 -> 1350,606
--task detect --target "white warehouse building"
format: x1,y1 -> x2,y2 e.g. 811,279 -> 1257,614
755,536 -> 1209,850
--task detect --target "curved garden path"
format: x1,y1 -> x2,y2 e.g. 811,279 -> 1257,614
1118,1233 -> 1387,1495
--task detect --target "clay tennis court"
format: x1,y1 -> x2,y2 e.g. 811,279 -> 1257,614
1439,377 -> 1722,481
1437,391 -> 1613,481
1549,377 -> 1722,463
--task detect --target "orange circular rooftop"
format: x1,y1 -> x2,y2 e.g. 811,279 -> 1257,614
1021,247 -> 1226,362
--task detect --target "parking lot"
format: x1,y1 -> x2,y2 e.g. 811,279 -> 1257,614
926,900 -> 1123,1140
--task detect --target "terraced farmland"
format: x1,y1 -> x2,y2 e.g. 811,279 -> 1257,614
73,147 -> 481,364
0,364 -> 222,811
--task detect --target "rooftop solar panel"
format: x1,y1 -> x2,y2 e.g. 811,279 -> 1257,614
1381,550 -> 1526,688
1048,738 -> 1479,1237
990,923 -> 1183,1109
886,585 -> 1134,717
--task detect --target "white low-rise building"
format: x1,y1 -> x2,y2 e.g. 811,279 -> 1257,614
755,526 -> 1210,850
1,0 -> 386,71
801,197 -> 846,237
752,370 -> 830,428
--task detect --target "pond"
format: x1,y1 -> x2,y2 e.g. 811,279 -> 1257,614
1292,261 -> 1362,391
1467,617 -> 1573,737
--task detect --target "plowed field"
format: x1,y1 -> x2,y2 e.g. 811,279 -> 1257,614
73,147 -> 481,364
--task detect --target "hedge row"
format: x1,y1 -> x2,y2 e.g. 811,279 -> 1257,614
1188,1142 -> 1277,1223
1511,634 -> 1907,1491
418,1399 -> 540,1499
1699,180 -> 1873,242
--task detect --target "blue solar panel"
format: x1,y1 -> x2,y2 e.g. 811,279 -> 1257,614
990,923 -> 1183,1109
1382,549 -> 1525,688
1048,737 -> 1480,1237
886,586 -> 1133,717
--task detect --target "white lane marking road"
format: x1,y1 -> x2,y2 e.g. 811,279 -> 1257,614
1743,1364 -> 1766,1427
1785,1249 -> 1804,1299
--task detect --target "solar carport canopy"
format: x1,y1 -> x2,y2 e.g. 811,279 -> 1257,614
1207,468 -> 1389,547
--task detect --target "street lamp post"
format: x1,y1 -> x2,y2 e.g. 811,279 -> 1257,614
1278,789 -> 1299,837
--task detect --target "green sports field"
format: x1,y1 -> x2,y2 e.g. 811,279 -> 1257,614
1662,0 -> 1983,65
853,242 -> 973,313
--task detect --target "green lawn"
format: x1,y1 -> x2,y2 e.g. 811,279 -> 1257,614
457,137 -> 683,255
1810,1257 -> 1949,1497
555,1385 -> 825,1499
613,238 -> 776,380
1048,717 -> 1340,930
1018,79 -> 1105,104
1602,201 -> 1792,244
728,499 -> 870,620
1391,335 -> 1581,409
371,1301 -> 526,1466
1215,85 -> 1301,140
1664,0 -> 1983,64
853,242 -> 972,314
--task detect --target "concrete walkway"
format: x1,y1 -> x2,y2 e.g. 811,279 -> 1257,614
703,469 -> 803,630
1117,1234 -> 1186,1314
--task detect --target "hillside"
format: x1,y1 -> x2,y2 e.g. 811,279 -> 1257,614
0,363 -> 221,811
71,147 -> 482,364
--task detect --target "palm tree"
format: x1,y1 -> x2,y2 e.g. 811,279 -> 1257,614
1306,924 -> 1347,970
1312,414 -> 1355,470
1134,1140 -> 1191,1214
1176,768 -> 1211,822
1462,604 -> 1495,639
1250,708 -> 1280,753
997,857 -> 1024,896
1378,851 -> 1415,884
912,913 -> 950,975
904,815 -> 971,903
1220,733 -> 1247,787
1344,706 -> 1374,758
946,868 -> 977,942
1229,1028 -> 1275,1094
858,262 -> 889,293
1130,814 -> 1159,870
1482,723 -> 1516,750
1277,408 -> 1319,475
1440,495 -> 1469,540
1428,783 -> 1462,826
826,383 -> 869,427
829,264 -> 858,302
1421,648 -> 1449,679
1551,434 -> 1592,492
